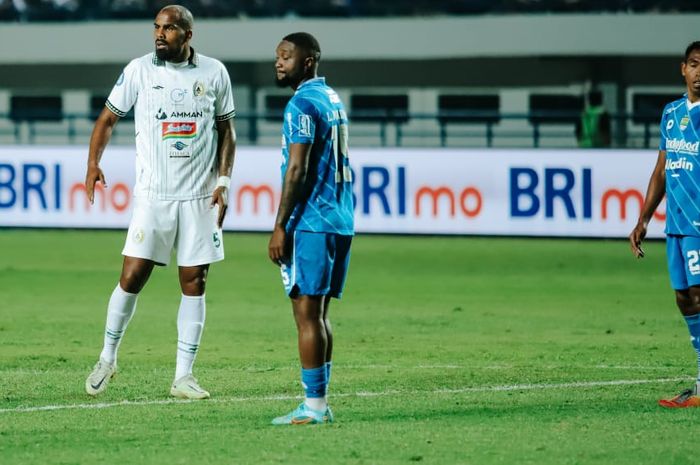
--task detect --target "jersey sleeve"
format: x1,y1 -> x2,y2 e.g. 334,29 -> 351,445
285,96 -> 318,144
658,106 -> 669,151
106,60 -> 139,117
214,63 -> 236,121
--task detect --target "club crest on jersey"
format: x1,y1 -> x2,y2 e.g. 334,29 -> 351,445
193,81 -> 205,97
680,116 -> 690,131
162,122 -> 197,139
132,228 -> 145,244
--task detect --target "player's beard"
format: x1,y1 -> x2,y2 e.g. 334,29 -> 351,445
275,75 -> 290,88
275,66 -> 303,89
156,46 -> 175,61
155,41 -> 186,62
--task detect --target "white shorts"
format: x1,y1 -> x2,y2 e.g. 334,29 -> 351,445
122,196 -> 224,267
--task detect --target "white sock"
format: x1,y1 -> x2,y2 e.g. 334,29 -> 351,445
305,397 -> 328,411
175,294 -> 206,381
99,284 -> 138,365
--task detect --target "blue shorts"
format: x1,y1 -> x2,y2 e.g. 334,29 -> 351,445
667,235 -> 700,290
279,231 -> 352,298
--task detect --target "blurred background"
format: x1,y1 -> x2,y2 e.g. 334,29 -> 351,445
0,0 -> 695,149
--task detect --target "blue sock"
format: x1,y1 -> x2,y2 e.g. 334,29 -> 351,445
301,366 -> 327,400
325,361 -> 332,386
683,314 -> 700,390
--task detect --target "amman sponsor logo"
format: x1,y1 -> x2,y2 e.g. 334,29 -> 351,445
162,122 -> 197,139
666,138 -> 700,155
665,157 -> 694,171
170,110 -> 202,118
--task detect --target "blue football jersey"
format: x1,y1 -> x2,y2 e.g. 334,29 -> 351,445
660,96 -> 700,236
280,77 -> 354,235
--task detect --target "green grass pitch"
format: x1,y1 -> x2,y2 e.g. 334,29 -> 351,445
0,230 -> 697,464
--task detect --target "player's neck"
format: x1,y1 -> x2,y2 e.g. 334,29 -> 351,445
689,93 -> 700,104
168,46 -> 191,65
292,74 -> 318,91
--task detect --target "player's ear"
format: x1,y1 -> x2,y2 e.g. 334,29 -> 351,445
185,30 -> 193,42
682,61 -> 687,77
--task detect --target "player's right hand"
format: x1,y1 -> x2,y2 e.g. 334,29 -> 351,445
268,226 -> 287,265
629,222 -> 647,258
85,165 -> 107,205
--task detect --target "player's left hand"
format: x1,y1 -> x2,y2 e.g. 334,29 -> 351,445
629,221 -> 647,258
268,226 -> 287,265
210,186 -> 228,229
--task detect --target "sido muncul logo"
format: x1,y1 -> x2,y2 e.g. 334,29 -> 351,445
212,232 -> 220,248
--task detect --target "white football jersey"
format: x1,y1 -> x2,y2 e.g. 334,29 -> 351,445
106,50 -> 235,200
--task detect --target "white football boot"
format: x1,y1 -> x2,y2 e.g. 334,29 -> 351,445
85,358 -> 117,396
170,374 -> 210,400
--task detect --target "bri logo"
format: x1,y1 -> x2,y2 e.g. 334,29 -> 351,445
666,138 -> 699,155
171,141 -> 188,151
162,122 -> 197,139
665,157 -> 694,171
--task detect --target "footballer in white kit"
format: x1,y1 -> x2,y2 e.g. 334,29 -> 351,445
109,49 -> 235,265
83,5 -> 236,400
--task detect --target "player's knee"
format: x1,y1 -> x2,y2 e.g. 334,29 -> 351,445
180,275 -> 206,296
293,304 -> 323,326
675,292 -> 694,314
119,270 -> 147,294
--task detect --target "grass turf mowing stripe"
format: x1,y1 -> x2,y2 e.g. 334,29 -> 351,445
0,376 -> 691,415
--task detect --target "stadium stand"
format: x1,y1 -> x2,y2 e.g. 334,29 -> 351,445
1,1 -> 699,21
0,6 -> 694,147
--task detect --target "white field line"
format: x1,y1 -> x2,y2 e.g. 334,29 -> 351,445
0,364 -> 683,375
0,376 -> 691,415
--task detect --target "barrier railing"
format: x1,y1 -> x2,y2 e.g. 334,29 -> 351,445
0,111 -> 662,148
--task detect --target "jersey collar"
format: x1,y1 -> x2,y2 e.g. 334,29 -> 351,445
688,98 -> 700,111
151,47 -> 199,68
296,77 -> 325,92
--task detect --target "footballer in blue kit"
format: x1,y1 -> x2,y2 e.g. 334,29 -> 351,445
631,41 -> 700,408
268,32 -> 354,425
